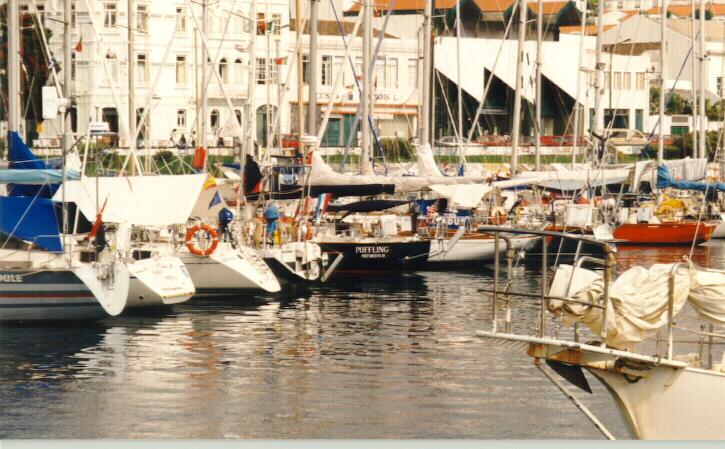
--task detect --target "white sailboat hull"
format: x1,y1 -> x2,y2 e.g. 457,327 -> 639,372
711,219 -> 725,238
260,241 -> 322,283
427,236 -> 534,263
590,366 -> 725,440
126,256 -> 195,307
180,242 -> 281,293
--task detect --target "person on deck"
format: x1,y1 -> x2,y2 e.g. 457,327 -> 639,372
264,202 -> 280,246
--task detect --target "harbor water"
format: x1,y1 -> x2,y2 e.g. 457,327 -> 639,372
1,242 -> 723,439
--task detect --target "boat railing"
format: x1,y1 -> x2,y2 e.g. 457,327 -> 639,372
479,226 -> 725,367
477,226 -> 615,346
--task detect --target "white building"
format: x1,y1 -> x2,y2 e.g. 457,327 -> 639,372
18,0 -> 420,151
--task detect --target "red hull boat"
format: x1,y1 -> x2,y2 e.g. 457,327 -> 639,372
613,222 -> 716,245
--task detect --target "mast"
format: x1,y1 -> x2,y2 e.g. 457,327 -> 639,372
658,0 -> 668,164
247,0 -> 257,159
419,0 -> 432,146
510,0 -> 526,175
691,0 -> 698,155
8,0 -> 20,140
295,0 -> 305,137
360,0 -> 373,175
265,0 -> 272,156
571,0 -> 588,170
62,0 -> 72,155
534,0 -> 543,171
455,0 -> 464,168
307,0 -> 319,136
128,0 -> 136,174
593,0 -> 605,148
201,0 -> 208,151
698,0 -> 706,159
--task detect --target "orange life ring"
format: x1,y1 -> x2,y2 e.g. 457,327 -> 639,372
185,223 -> 219,257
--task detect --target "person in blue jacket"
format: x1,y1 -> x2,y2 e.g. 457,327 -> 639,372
264,202 -> 280,245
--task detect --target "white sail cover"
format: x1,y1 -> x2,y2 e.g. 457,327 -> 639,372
429,184 -> 492,209
54,174 -> 208,226
550,263 -> 725,350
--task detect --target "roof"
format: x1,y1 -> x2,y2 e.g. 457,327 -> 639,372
289,19 -> 398,38
645,3 -> 725,17
667,19 -> 725,42
559,24 -> 615,35
344,0 -> 573,15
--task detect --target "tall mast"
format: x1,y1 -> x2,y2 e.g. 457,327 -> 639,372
571,1 -> 588,170
307,0 -> 319,137
295,0 -> 305,137
128,0 -> 136,174
691,0 -> 698,155
658,0 -> 667,164
247,0 -> 257,159
265,0 -> 272,155
201,0 -> 208,150
698,0 -> 706,159
534,0 -> 543,171
593,0 -> 605,147
419,0 -> 432,146
360,0 -> 373,175
8,0 -> 20,140
510,0 -> 526,175
62,0 -> 72,154
455,0 -> 464,168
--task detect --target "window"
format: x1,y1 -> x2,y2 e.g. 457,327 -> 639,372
636,72 -> 645,90
408,58 -> 418,88
136,54 -> 148,84
623,72 -> 631,90
71,4 -> 76,27
235,110 -> 242,125
269,59 -> 278,83
386,58 -> 398,89
321,55 -> 332,86
604,72 -> 611,90
177,109 -> 186,128
271,13 -> 282,35
176,55 -> 187,86
104,3 -> 117,28
334,56 -> 345,86
234,58 -> 244,83
219,58 -> 228,83
136,4 -> 148,33
302,54 -> 310,85
355,57 -> 363,81
176,7 -> 187,32
71,53 -> 76,80
210,110 -> 220,129
718,77 -> 724,96
36,4 -> 45,26
106,52 -> 119,82
374,58 -> 385,89
256,57 -> 266,84
613,72 -> 621,90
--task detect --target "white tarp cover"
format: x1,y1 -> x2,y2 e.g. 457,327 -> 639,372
493,167 -> 631,190
429,184 -> 492,209
550,263 -> 725,350
54,174 -> 208,226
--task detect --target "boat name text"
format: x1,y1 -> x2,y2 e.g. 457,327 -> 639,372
0,274 -> 23,283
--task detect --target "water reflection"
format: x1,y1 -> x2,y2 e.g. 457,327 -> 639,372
3,242 -> 723,438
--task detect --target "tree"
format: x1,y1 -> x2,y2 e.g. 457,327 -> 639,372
650,87 -> 693,115
0,6 -> 55,142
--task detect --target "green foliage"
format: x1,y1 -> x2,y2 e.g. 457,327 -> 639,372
153,150 -> 175,169
379,138 -> 414,161
650,87 -> 693,115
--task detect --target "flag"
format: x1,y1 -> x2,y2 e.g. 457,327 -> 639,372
274,56 -> 287,65
74,36 -> 83,52
426,203 -> 437,218
208,191 -> 223,209
86,198 -> 109,240
314,193 -> 332,224
203,176 -> 217,190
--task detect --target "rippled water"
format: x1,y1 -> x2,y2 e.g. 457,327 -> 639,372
1,241 -> 723,439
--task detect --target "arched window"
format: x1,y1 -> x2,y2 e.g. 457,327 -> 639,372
106,51 -> 118,82
210,109 -> 220,129
177,109 -> 186,128
219,58 -> 228,83
234,58 -> 243,83
235,109 -> 242,125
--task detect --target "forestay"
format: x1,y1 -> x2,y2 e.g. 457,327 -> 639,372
53,174 -> 208,226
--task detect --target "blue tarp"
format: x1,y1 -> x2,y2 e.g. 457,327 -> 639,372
656,164 -> 725,192
7,131 -> 59,198
0,169 -> 80,185
0,196 -> 63,252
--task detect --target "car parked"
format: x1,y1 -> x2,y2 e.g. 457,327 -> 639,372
608,128 -> 648,146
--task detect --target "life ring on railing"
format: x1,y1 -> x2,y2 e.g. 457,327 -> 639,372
185,223 -> 219,257
490,206 -> 508,225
